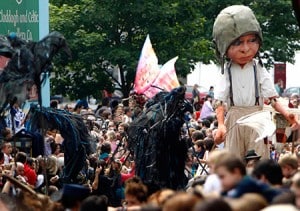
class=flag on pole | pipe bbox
[134,35,160,95]
[134,35,180,99]
[236,110,276,142]
[144,56,180,98]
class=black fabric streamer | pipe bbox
[127,86,193,191]
[27,106,92,184]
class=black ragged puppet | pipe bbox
[127,86,193,192]
[27,106,93,184]
[0,31,71,116]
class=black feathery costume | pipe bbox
[27,106,93,184]
[0,32,92,184]
[0,31,71,114]
[127,86,193,191]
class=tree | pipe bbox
[49,0,300,99]
[49,0,212,99]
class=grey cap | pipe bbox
[213,5,262,71]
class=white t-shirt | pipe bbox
[202,174,222,195]
[214,60,278,107]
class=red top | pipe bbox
[24,163,37,186]
[121,168,135,183]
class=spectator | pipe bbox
[80,195,108,211]
[0,193,17,211]
[1,128,12,142]
[208,86,215,99]
[113,104,124,124]
[107,159,124,207]
[123,176,148,208]
[117,122,126,133]
[226,193,267,211]
[0,152,4,166]
[199,95,215,121]
[202,150,229,196]
[73,101,84,114]
[162,191,201,211]
[1,142,12,165]
[147,188,175,208]
[122,107,132,124]
[92,160,114,205]
[191,130,205,144]
[291,172,300,209]
[15,152,37,187]
[50,100,59,109]
[107,130,118,154]
[215,152,280,202]
[194,197,232,211]
[192,84,200,111]
[107,121,116,132]
[63,104,73,112]
[95,97,111,117]
[278,154,299,187]
[252,159,284,189]
[275,79,284,97]
[5,100,26,134]
[244,149,261,175]
[44,129,56,157]
[288,93,300,109]
[52,184,91,211]
[98,141,112,162]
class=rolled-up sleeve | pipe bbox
[214,71,230,102]
[259,66,278,98]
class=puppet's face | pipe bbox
[227,34,259,67]
[0,55,10,70]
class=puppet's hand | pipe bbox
[214,124,226,144]
[286,113,300,131]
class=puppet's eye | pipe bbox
[232,39,242,46]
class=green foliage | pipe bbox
[49,0,300,99]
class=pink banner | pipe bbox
[144,57,179,98]
[134,35,180,99]
[134,35,160,94]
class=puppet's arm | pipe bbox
[214,100,227,144]
[270,98,299,130]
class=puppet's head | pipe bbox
[213,5,262,72]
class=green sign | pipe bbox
[0,0,39,41]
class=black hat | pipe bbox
[245,149,261,161]
[50,184,90,202]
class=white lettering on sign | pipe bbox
[27,10,39,23]
[0,10,19,27]
[16,0,23,4]
[0,8,38,41]
[0,9,39,25]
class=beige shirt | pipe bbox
[215,60,278,108]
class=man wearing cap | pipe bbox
[244,149,261,175]
[212,5,299,159]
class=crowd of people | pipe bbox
[0,89,299,211]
